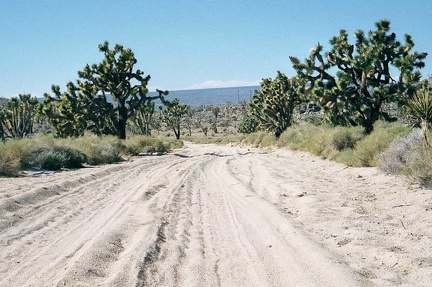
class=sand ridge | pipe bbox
[0,142,430,286]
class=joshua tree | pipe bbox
[290,19,427,133]
[39,42,166,139]
[249,71,304,138]
[159,98,190,140]
[0,94,38,139]
[76,41,166,139]
[211,106,220,133]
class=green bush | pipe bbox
[401,143,432,187]
[277,125,303,150]
[241,131,267,147]
[352,121,410,167]
[73,135,125,165]
[0,150,21,176]
[22,146,87,170]
[331,126,364,151]
[378,129,423,173]
[377,129,432,186]
[237,116,259,134]
[125,136,170,155]
[277,123,333,157]
[0,138,34,176]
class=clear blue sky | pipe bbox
[1,0,431,98]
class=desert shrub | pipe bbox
[331,126,364,151]
[242,131,267,147]
[277,125,303,150]
[125,136,170,155]
[166,138,184,150]
[301,127,332,157]
[260,133,278,147]
[378,129,423,173]
[401,143,432,187]
[29,149,66,170]
[237,116,259,134]
[0,149,21,176]
[219,134,245,145]
[73,135,125,165]
[278,122,333,157]
[24,146,87,170]
[352,121,410,167]
[333,148,357,166]
[378,128,432,186]
[0,138,34,176]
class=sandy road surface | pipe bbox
[0,143,431,286]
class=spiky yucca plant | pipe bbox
[406,83,432,146]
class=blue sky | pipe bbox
[0,0,431,98]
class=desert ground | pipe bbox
[0,142,431,286]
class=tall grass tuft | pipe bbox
[0,148,22,176]
[0,138,33,176]
[72,135,125,165]
[125,136,174,155]
[401,143,432,187]
[331,126,364,151]
[24,146,87,170]
[378,129,423,173]
[351,121,410,167]
[0,134,185,177]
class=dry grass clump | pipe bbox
[401,143,432,187]
[125,136,182,155]
[277,123,361,159]
[351,121,410,167]
[0,134,184,176]
[72,135,125,165]
[239,121,408,168]
[331,126,364,151]
[24,146,87,170]
[0,138,33,176]
[0,149,21,176]
[378,129,423,174]
[241,131,276,147]
[378,129,432,187]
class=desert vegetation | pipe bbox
[0,19,431,187]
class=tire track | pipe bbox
[0,143,374,287]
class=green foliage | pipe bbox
[0,134,183,177]
[377,129,432,186]
[0,152,20,176]
[38,83,103,138]
[0,94,38,139]
[39,42,166,139]
[125,136,170,155]
[250,71,304,138]
[159,98,190,140]
[24,146,87,170]
[276,122,331,156]
[72,135,125,165]
[331,126,364,151]
[237,115,259,134]
[378,129,423,173]
[351,121,410,166]
[401,143,432,187]
[405,81,432,146]
[240,131,274,148]
[211,106,220,119]
[290,19,427,133]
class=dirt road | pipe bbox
[0,143,430,286]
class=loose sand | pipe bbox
[0,143,431,286]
